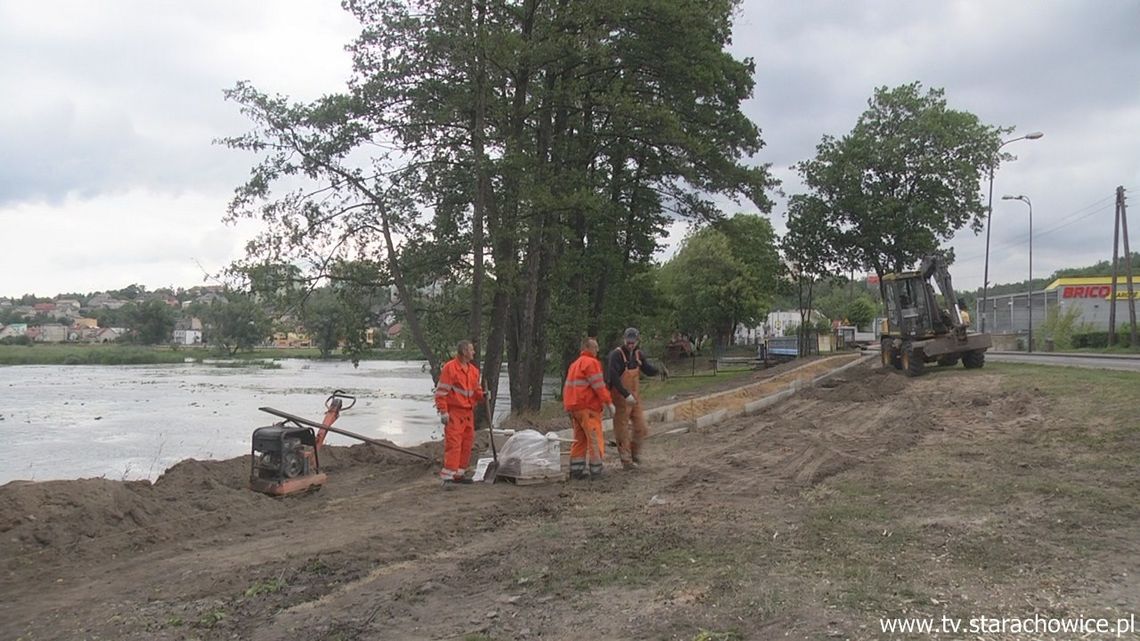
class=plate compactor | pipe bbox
[249,390,431,497]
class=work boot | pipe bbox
[621,459,639,471]
[588,464,604,479]
[570,470,588,480]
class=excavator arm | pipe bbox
[919,255,966,334]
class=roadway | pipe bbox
[866,346,1140,373]
[985,351,1140,372]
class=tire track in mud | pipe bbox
[662,365,930,502]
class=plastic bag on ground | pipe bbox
[496,429,560,478]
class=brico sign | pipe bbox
[1062,286,1140,300]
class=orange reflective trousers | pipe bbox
[569,409,604,478]
[440,408,475,480]
[612,367,648,465]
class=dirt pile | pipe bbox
[0,441,432,564]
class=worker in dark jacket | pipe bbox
[606,327,667,469]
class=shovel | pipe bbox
[481,384,499,483]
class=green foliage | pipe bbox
[814,316,833,334]
[1054,251,1140,278]
[712,213,783,310]
[0,345,193,366]
[782,195,838,355]
[1040,304,1087,350]
[196,609,227,629]
[659,226,771,349]
[300,290,346,358]
[199,292,273,356]
[845,295,879,328]
[124,300,177,345]
[110,284,147,300]
[1071,331,1133,349]
[243,577,286,597]
[796,82,1006,277]
[222,0,774,411]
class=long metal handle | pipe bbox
[258,406,430,461]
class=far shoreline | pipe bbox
[0,344,425,367]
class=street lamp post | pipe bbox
[1003,194,1033,352]
[981,131,1043,333]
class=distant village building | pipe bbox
[385,323,404,349]
[172,318,204,345]
[86,293,129,310]
[733,310,828,345]
[54,299,82,317]
[36,324,68,343]
[0,323,28,339]
[94,327,124,343]
[272,331,312,348]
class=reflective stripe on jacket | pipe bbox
[563,351,613,412]
[434,357,484,413]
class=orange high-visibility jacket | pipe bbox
[434,358,484,413]
[563,351,613,412]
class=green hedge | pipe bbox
[1071,332,1133,349]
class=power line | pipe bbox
[956,193,1119,265]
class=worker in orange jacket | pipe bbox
[563,337,615,479]
[606,327,667,469]
[433,339,485,487]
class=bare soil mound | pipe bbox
[0,441,433,564]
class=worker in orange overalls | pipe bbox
[433,339,485,487]
[563,337,615,479]
[606,327,667,469]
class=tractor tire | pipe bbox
[881,338,902,370]
[902,345,925,377]
[962,349,986,369]
[937,354,960,367]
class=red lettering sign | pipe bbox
[1061,285,1119,299]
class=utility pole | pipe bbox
[1119,187,1138,347]
[1109,189,1122,346]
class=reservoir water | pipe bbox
[0,359,537,484]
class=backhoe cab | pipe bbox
[879,255,991,376]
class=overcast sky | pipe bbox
[1,0,1138,299]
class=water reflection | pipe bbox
[0,359,555,484]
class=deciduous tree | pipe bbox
[796,82,1006,287]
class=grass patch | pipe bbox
[195,608,227,629]
[783,363,1140,622]
[243,577,287,598]
[638,369,753,402]
[0,344,193,365]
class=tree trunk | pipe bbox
[467,0,489,363]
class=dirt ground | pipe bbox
[3,361,1139,641]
